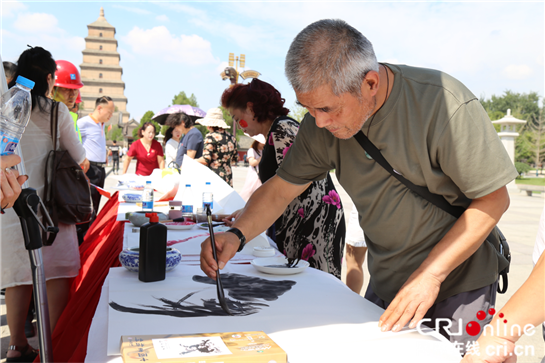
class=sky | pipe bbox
[1,1,543,123]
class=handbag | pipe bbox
[353,131,511,294]
[42,101,93,243]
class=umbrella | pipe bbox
[152,105,207,125]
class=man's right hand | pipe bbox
[80,158,90,173]
[200,231,240,279]
[0,154,28,210]
[199,175,309,279]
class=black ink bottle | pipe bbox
[138,213,167,282]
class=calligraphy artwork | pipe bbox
[109,273,296,317]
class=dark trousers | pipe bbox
[112,156,119,173]
[77,163,105,244]
[365,281,497,355]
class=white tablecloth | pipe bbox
[85,264,462,363]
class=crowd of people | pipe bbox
[1,18,543,363]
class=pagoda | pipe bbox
[79,7,129,126]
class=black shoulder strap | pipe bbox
[50,101,59,149]
[42,101,59,245]
[353,131,466,218]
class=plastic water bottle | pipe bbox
[0,76,35,155]
[202,182,213,210]
[142,181,153,211]
[182,184,193,214]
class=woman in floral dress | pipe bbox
[196,108,238,187]
[221,79,346,278]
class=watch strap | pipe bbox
[226,227,246,252]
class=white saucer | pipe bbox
[163,222,197,230]
[251,257,309,275]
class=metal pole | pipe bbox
[1,53,53,362]
[14,190,54,363]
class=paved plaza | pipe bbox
[2,162,544,362]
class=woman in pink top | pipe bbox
[122,122,164,176]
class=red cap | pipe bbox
[145,213,159,223]
[55,60,84,89]
[75,90,82,104]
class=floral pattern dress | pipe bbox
[202,128,238,187]
[259,116,346,278]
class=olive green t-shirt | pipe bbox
[277,63,518,303]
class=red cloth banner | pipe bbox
[36,192,124,362]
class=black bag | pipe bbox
[42,102,93,243]
[353,131,511,294]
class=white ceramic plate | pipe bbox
[164,222,197,230]
[197,223,228,231]
[251,257,309,275]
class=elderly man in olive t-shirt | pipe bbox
[200,20,517,348]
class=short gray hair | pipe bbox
[285,19,379,96]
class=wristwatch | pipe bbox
[226,227,246,252]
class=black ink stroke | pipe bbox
[109,273,296,317]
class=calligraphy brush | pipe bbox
[206,205,233,316]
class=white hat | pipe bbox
[245,133,266,144]
[196,107,230,129]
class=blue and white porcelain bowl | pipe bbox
[119,247,182,272]
[122,193,142,203]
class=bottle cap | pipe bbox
[186,184,191,187]
[146,181,152,184]
[206,182,211,185]
[145,213,159,223]
[15,76,35,90]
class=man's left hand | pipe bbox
[378,269,442,332]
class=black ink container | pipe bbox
[138,212,167,282]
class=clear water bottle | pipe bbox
[202,182,213,210]
[0,76,35,155]
[182,184,193,214]
[142,181,153,211]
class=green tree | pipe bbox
[480,91,540,122]
[172,91,199,107]
[288,102,308,123]
[515,162,532,177]
[132,110,160,140]
[107,125,123,142]
[480,91,543,164]
[518,109,545,166]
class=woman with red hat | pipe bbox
[52,60,84,142]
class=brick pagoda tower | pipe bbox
[79,7,129,126]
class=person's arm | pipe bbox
[247,148,260,167]
[153,141,164,169]
[197,135,213,166]
[185,130,203,160]
[121,155,133,174]
[195,157,207,166]
[200,175,310,279]
[248,156,260,167]
[379,186,510,332]
[460,252,544,363]
[0,154,28,210]
[186,150,197,159]
[80,158,90,173]
[57,104,90,174]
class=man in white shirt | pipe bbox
[77,96,115,242]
